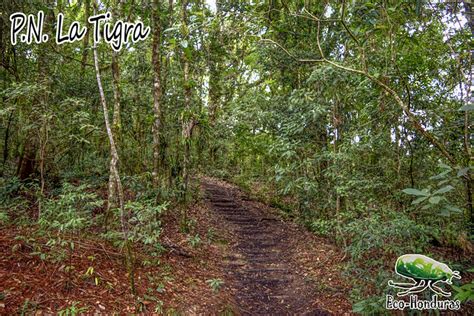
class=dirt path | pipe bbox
[202,178,352,315]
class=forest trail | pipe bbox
[202,178,350,315]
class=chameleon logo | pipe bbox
[388,254,461,297]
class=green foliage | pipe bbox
[453,281,474,303]
[0,177,33,225]
[342,212,433,262]
[0,211,9,225]
[127,199,168,246]
[1,0,472,312]
[187,234,201,248]
[154,300,164,314]
[31,183,103,264]
[309,219,332,237]
[19,299,37,315]
[57,302,88,316]
[180,217,197,234]
[0,177,22,202]
[402,163,466,217]
[39,183,102,232]
[206,278,224,293]
[206,228,216,241]
[352,295,388,315]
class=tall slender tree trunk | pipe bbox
[18,2,53,184]
[333,98,343,213]
[151,0,163,188]
[91,9,134,294]
[94,49,125,239]
[107,3,123,219]
[106,54,121,216]
[81,0,91,75]
[462,1,473,227]
[17,14,52,181]
[1,111,14,177]
[181,0,192,201]
[207,3,223,165]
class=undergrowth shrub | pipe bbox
[340,212,434,262]
[0,176,22,202]
[0,177,38,225]
[309,210,434,260]
[0,211,9,224]
[36,183,102,262]
[39,183,103,232]
[126,199,167,247]
[309,209,437,314]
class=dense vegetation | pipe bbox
[1,0,473,313]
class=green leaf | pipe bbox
[184,46,193,60]
[440,209,451,216]
[457,167,469,177]
[402,188,429,196]
[445,205,462,213]
[439,162,452,170]
[433,185,454,195]
[163,27,178,33]
[454,282,474,303]
[428,196,442,204]
[430,169,450,180]
[412,196,428,205]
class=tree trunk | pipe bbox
[333,98,343,213]
[107,4,123,218]
[181,0,192,201]
[1,111,14,177]
[151,0,163,188]
[207,3,223,165]
[81,0,91,75]
[18,1,52,187]
[462,1,473,227]
[91,17,134,295]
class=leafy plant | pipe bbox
[352,295,389,315]
[0,177,22,202]
[341,211,433,262]
[402,163,466,217]
[309,219,332,237]
[187,234,201,248]
[83,266,100,286]
[206,278,224,293]
[39,183,102,232]
[126,200,168,247]
[453,281,474,303]
[453,267,474,303]
[58,301,88,316]
[154,300,164,314]
[0,211,9,225]
[206,228,216,241]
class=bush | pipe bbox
[0,211,9,224]
[341,211,434,263]
[0,177,22,202]
[126,199,168,246]
[39,183,103,232]
[0,177,37,225]
[308,219,333,237]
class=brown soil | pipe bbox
[202,176,353,315]
[0,177,353,314]
[0,201,233,314]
